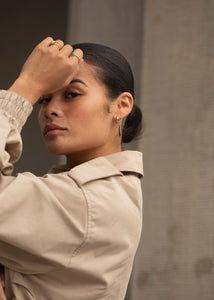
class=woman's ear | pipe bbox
[115,92,133,119]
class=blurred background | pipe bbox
[0,0,213,299]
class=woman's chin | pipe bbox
[45,144,67,155]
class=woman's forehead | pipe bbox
[76,61,96,77]
[74,62,102,87]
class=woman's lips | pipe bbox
[44,123,67,136]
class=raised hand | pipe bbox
[9,37,83,104]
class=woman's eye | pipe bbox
[66,92,80,98]
[38,97,51,104]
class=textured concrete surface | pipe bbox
[132,1,214,299]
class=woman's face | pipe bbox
[38,62,119,166]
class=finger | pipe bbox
[49,39,64,51]
[70,48,84,64]
[59,44,73,57]
[38,37,54,48]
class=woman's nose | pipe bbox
[44,98,62,118]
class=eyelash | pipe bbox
[38,93,80,104]
[66,92,80,98]
[38,97,50,104]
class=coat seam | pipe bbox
[68,185,92,263]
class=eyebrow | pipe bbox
[69,79,88,87]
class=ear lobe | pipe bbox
[116,92,133,119]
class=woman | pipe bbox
[0,37,143,300]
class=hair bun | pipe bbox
[122,104,143,143]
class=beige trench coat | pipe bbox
[0,90,143,300]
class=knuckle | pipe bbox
[35,44,43,53]
[36,44,48,53]
[57,54,65,62]
[47,36,53,41]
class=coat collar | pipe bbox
[66,151,143,186]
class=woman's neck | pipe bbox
[66,144,121,169]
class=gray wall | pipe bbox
[133,1,214,299]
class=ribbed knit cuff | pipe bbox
[0,90,33,130]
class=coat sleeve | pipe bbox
[0,90,33,175]
[0,91,88,274]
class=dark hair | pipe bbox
[73,43,143,143]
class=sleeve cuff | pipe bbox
[0,90,33,130]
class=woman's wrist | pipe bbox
[8,76,42,105]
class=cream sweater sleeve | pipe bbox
[0,90,33,175]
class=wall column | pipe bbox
[133,1,214,299]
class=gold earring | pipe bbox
[115,116,122,137]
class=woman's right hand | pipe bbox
[9,37,83,105]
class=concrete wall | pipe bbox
[133,1,214,299]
